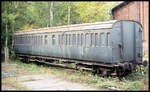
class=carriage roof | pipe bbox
[15,20,117,35]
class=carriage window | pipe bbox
[24,36,25,44]
[20,36,22,44]
[17,36,19,44]
[61,35,63,45]
[18,36,20,44]
[27,36,29,44]
[27,36,28,45]
[30,36,31,45]
[58,35,60,45]
[28,36,30,45]
[29,36,31,45]
[28,36,29,45]
[62,35,63,45]
[21,36,23,44]
[26,36,27,44]
[31,36,32,45]
[22,36,23,44]
[22,37,25,44]
[62,35,64,45]
[30,36,32,45]
[21,36,22,44]
[66,34,68,45]
[77,34,81,46]
[27,36,28,44]
[107,33,110,47]
[52,35,56,45]
[36,36,37,45]
[39,36,40,45]
[63,34,66,45]
[33,36,34,45]
[17,36,18,44]
[69,34,71,45]
[72,34,76,46]
[23,36,24,44]
[31,36,33,45]
[25,36,27,44]
[23,36,26,44]
[35,36,37,45]
[29,36,31,44]
[100,33,105,46]
[26,36,28,45]
[81,33,84,46]
[91,33,95,46]
[45,35,47,45]
[85,33,90,46]
[95,33,98,47]
[33,36,35,45]
[38,36,40,45]
[41,36,43,45]
[23,36,25,44]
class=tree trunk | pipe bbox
[11,2,15,51]
[68,2,71,25]
[49,2,53,27]
[5,3,9,63]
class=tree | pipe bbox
[73,1,119,23]
[4,2,9,63]
[67,2,71,25]
[1,1,120,61]
[49,2,53,27]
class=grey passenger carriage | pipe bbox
[14,20,145,76]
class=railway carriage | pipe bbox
[14,20,146,76]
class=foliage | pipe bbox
[1,1,120,52]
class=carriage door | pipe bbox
[112,21,137,63]
[120,21,135,62]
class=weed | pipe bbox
[4,59,149,90]
[2,77,28,90]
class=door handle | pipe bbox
[118,44,123,59]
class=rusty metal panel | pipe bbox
[112,20,143,64]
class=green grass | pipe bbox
[2,77,28,90]
[3,59,149,90]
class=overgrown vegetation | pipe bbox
[2,77,28,90]
[2,59,149,90]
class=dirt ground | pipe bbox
[2,74,99,90]
[2,61,148,91]
[2,85,16,90]
[1,63,100,90]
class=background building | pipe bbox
[111,1,149,57]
